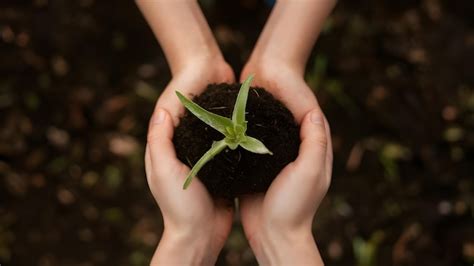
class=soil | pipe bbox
[1,1,473,265]
[173,83,300,198]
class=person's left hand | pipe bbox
[238,60,333,265]
[240,60,319,123]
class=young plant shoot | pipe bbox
[176,74,272,189]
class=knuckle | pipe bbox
[312,134,328,149]
[146,129,161,144]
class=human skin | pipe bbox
[240,109,332,266]
[239,0,336,265]
[137,0,336,264]
[241,0,337,123]
[145,108,233,265]
[136,0,234,126]
[136,0,235,265]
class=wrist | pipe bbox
[243,56,303,79]
[174,50,225,75]
[137,0,226,76]
[250,227,324,266]
[242,0,336,80]
[152,229,217,266]
[174,56,234,84]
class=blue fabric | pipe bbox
[264,0,276,7]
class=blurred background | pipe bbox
[1,0,473,265]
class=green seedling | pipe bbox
[176,74,272,189]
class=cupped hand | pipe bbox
[145,59,235,265]
[239,63,333,265]
[241,61,319,123]
[157,57,234,126]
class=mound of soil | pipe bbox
[173,83,300,198]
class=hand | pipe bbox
[145,107,234,265]
[241,61,319,123]
[239,107,332,265]
[239,0,336,123]
[137,1,237,263]
[136,0,234,126]
[157,57,234,126]
[145,54,234,266]
[240,56,332,266]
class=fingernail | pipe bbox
[154,108,166,125]
[310,110,323,125]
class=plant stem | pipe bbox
[182,139,228,189]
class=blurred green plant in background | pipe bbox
[0,0,473,265]
[353,231,384,266]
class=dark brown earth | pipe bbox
[1,0,473,265]
[173,83,299,198]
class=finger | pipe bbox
[155,76,201,126]
[238,194,264,240]
[155,89,185,127]
[287,81,321,123]
[147,108,206,219]
[147,108,183,178]
[293,108,328,173]
[323,116,333,184]
[144,145,152,182]
[263,109,329,225]
[147,108,211,196]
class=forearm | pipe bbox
[136,0,223,75]
[151,229,216,266]
[248,0,337,75]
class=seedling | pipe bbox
[176,74,272,189]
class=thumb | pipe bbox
[147,108,183,177]
[293,109,328,173]
[262,109,330,226]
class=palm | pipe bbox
[239,161,329,243]
[239,65,332,247]
[241,64,319,123]
[146,60,235,254]
[145,154,233,249]
[156,60,234,126]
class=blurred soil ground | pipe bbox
[0,0,473,265]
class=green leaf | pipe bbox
[232,74,254,127]
[183,139,228,189]
[224,138,239,150]
[234,124,246,136]
[176,74,277,191]
[239,136,273,155]
[176,91,233,136]
[226,126,235,136]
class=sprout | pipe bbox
[176,74,272,189]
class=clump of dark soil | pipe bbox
[173,83,300,198]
